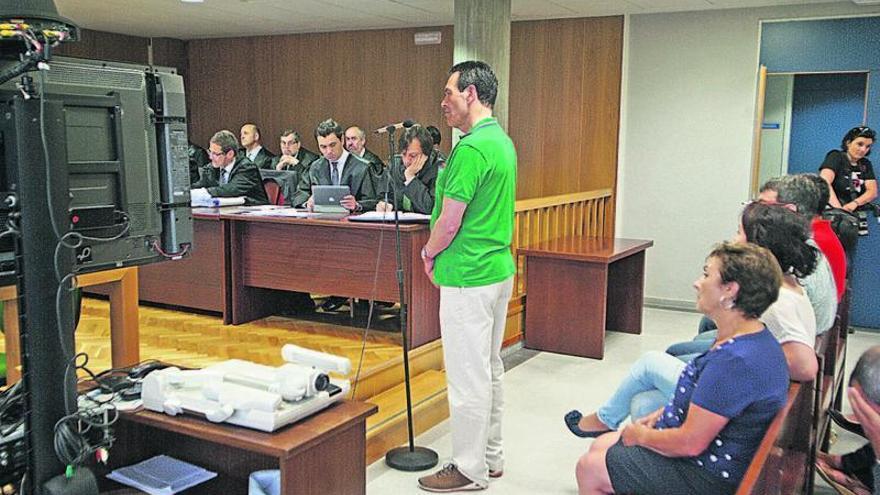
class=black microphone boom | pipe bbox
[375,119,415,134]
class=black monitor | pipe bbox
[0,57,193,284]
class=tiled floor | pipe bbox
[366,307,880,494]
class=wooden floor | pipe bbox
[0,297,449,463]
[76,297,404,374]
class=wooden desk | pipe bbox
[101,400,377,495]
[1,267,140,383]
[521,237,653,359]
[225,214,441,348]
[137,210,230,321]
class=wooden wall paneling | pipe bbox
[509,21,546,200]
[185,26,453,156]
[508,17,623,201]
[579,16,624,193]
[151,38,188,78]
[56,28,149,65]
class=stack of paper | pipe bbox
[348,211,431,222]
[190,188,246,207]
[107,455,217,495]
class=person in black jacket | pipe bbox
[240,123,275,169]
[376,124,439,215]
[820,126,877,212]
[192,130,269,205]
[188,141,210,185]
[270,129,320,173]
[293,119,377,211]
[345,125,385,176]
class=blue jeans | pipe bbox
[597,351,686,429]
[697,315,717,334]
[665,330,716,361]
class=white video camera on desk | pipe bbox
[141,344,351,432]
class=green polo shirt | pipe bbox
[430,117,517,287]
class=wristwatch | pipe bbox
[421,247,433,260]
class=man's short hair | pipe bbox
[851,346,880,405]
[346,126,365,140]
[774,175,822,216]
[280,129,301,142]
[210,130,239,153]
[315,119,343,140]
[759,177,781,194]
[426,125,442,146]
[398,125,433,157]
[449,60,498,107]
[800,173,830,215]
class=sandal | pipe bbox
[816,457,871,495]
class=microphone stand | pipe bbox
[384,137,438,472]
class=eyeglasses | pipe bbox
[208,149,229,157]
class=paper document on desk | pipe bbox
[234,208,319,218]
[349,211,431,223]
[107,455,217,495]
[190,188,246,207]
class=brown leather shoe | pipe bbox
[418,464,485,492]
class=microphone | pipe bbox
[375,119,415,134]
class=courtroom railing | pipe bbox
[505,189,614,344]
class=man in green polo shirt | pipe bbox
[418,61,517,493]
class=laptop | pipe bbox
[312,185,351,214]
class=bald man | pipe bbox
[345,126,385,176]
[240,123,275,169]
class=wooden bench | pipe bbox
[736,382,813,494]
[736,288,851,494]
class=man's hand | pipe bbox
[422,256,436,287]
[843,201,859,213]
[275,154,299,171]
[849,386,880,455]
[421,246,437,287]
[404,153,428,182]
[305,195,315,211]
[376,201,393,213]
[340,194,358,211]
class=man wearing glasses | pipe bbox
[192,129,269,205]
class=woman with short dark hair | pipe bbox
[575,242,790,495]
[820,126,877,213]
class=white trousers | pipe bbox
[439,276,514,486]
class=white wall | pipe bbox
[617,3,880,309]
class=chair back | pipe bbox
[262,178,284,205]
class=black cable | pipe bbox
[38,69,63,242]
[54,352,118,467]
[349,213,387,400]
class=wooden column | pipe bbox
[453,0,511,131]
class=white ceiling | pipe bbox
[54,0,845,40]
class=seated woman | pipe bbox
[575,242,791,495]
[565,203,818,439]
[820,126,877,213]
